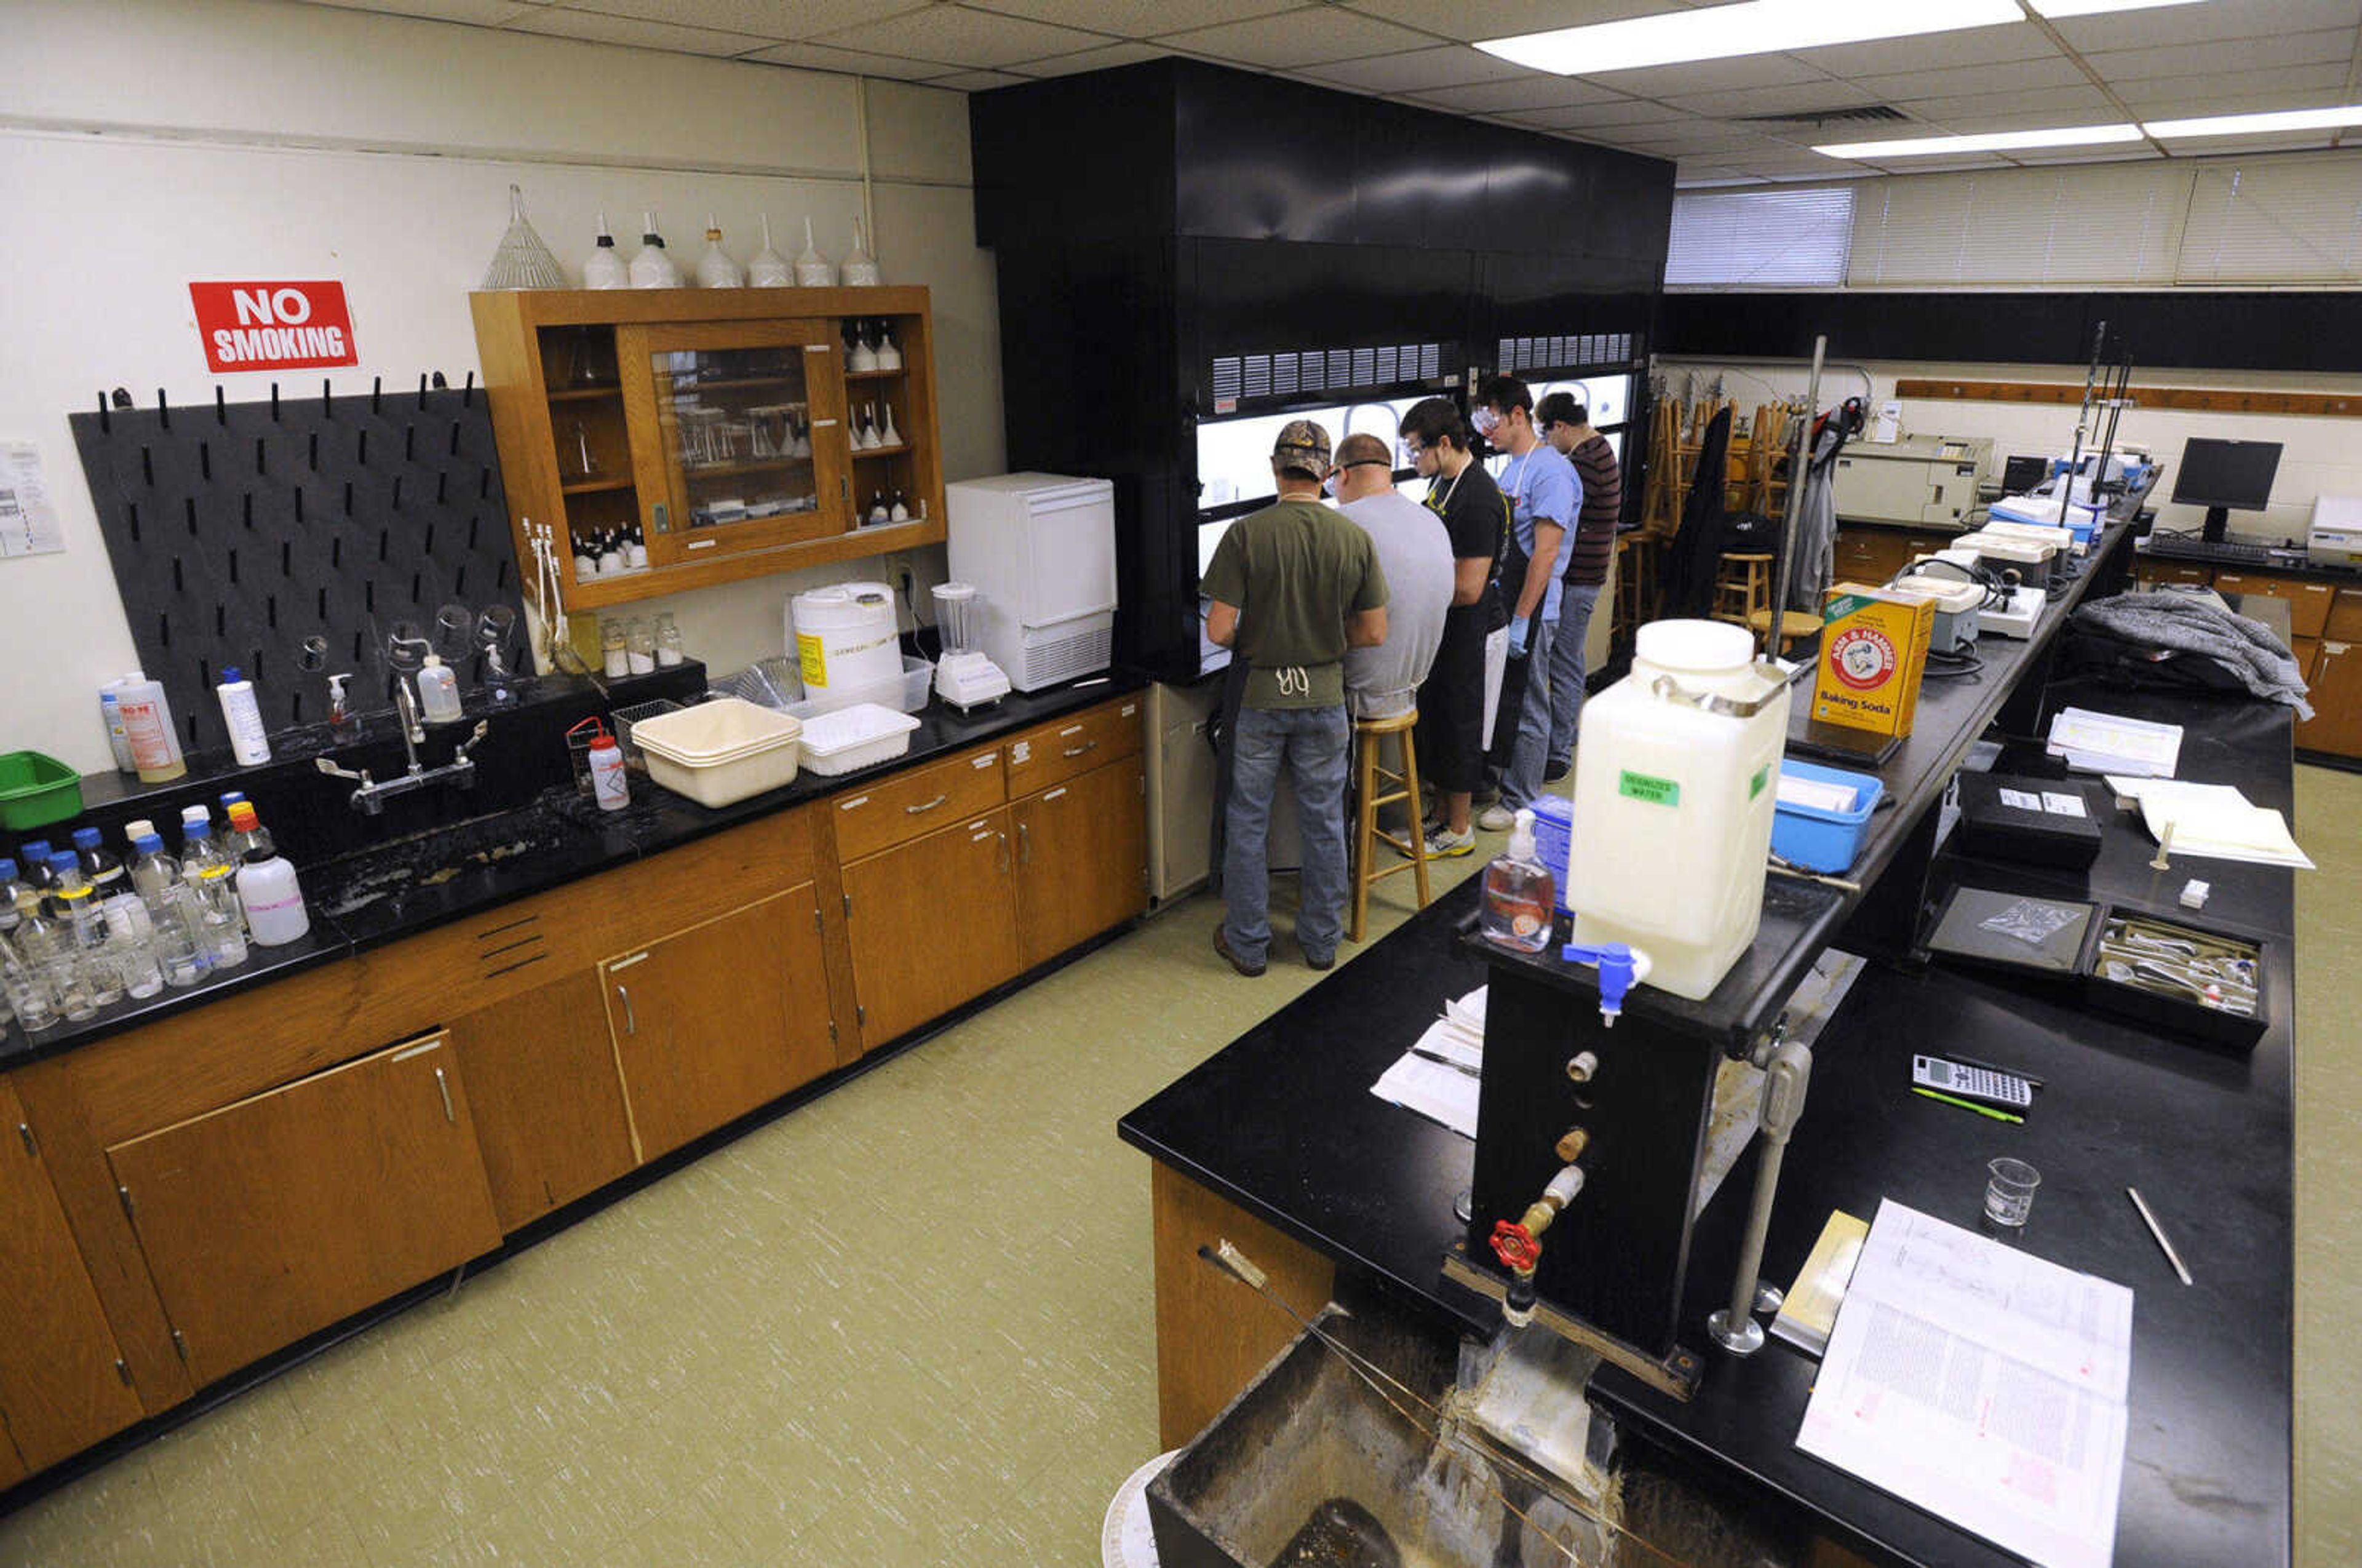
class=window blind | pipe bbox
[2177,154,2362,283]
[1664,187,1856,288]
[1848,164,2189,287]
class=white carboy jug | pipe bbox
[1565,619,1793,1000]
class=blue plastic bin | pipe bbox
[1529,794,1575,915]
[1771,760,1883,874]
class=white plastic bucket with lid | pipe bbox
[1566,618,1792,1001]
[789,581,901,696]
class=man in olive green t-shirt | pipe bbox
[1203,420,1390,976]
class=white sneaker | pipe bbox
[1476,803,1517,832]
[1423,824,1476,859]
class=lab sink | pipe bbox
[304,795,602,921]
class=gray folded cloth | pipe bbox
[2073,591,2315,719]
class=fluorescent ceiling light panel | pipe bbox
[1476,0,2206,76]
[2145,105,2362,137]
[1815,124,2144,157]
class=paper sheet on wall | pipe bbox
[0,442,65,558]
[1796,1200,2133,1568]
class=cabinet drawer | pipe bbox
[2137,561,2213,590]
[2288,581,2336,639]
[831,746,1006,862]
[1006,697,1144,797]
[2328,588,2362,642]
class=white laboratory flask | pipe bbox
[1565,619,1791,1001]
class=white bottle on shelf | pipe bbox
[841,216,882,286]
[415,655,464,724]
[236,845,311,947]
[695,215,746,289]
[114,671,186,783]
[875,324,902,372]
[793,217,835,287]
[215,665,272,765]
[583,212,629,289]
[629,211,683,289]
[747,215,792,287]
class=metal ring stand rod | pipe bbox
[1762,334,1825,663]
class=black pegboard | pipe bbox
[70,378,527,757]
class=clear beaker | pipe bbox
[1985,1158,2041,1228]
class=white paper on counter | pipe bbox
[1369,1051,1479,1139]
[2047,707,2182,778]
[1797,1200,2133,1568]
[2110,778,2314,869]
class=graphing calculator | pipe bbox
[1912,1055,2035,1109]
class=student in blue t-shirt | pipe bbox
[1474,375,1580,827]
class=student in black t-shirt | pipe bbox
[1401,396,1509,858]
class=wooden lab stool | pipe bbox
[1350,709,1431,943]
[1614,533,1658,637]
[1713,552,1773,626]
[1748,607,1823,658]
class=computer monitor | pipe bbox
[2172,437,2281,542]
[2001,455,2051,494]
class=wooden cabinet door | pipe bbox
[2297,640,2362,757]
[447,971,639,1231]
[0,1079,145,1474]
[1014,756,1147,969]
[0,1426,25,1492]
[842,810,1020,1049]
[104,1034,503,1388]
[600,886,836,1161]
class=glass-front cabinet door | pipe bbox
[617,320,851,567]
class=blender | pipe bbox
[932,583,1011,710]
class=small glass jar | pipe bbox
[654,611,685,667]
[602,618,630,678]
[626,618,656,675]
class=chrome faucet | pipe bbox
[316,695,491,816]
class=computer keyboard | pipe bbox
[2140,533,2281,567]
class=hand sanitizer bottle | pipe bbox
[1480,808,1556,953]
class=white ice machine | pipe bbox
[946,473,1118,691]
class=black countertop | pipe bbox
[1,674,1146,1069]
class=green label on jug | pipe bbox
[1619,770,1680,807]
[1749,763,1770,800]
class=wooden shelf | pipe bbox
[547,387,621,402]
[846,368,906,381]
[681,456,814,482]
[560,475,635,495]
[851,444,912,459]
[674,375,802,394]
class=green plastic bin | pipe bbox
[0,751,83,832]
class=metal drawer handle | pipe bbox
[1018,821,1032,864]
[618,984,637,1035]
[905,792,949,815]
[1062,739,1099,759]
[1043,786,1068,802]
[434,1066,455,1124]
[997,831,1011,872]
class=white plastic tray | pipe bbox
[796,704,920,775]
[631,698,802,805]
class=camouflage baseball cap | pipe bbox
[1272,418,1332,471]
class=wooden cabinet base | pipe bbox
[1150,1161,1335,1451]
[448,972,639,1232]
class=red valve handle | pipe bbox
[1490,1220,1540,1273]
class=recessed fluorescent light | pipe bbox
[1815,124,2144,158]
[2145,105,2362,138]
[1476,0,2203,76]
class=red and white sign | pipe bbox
[189,281,359,373]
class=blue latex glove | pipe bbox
[1507,616,1531,659]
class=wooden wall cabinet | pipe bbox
[598,886,838,1162]
[0,1079,144,1474]
[471,287,945,612]
[101,1033,503,1387]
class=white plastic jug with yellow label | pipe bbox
[1566,620,1792,1001]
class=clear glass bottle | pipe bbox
[130,834,209,987]
[73,826,126,899]
[101,895,165,999]
[225,801,276,861]
[0,927,60,1032]
[43,852,117,1011]
[654,611,685,667]
[1480,809,1557,953]
[602,618,630,678]
[626,618,656,675]
[179,822,249,969]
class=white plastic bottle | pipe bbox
[629,212,683,289]
[695,215,746,288]
[416,655,464,724]
[236,845,311,947]
[98,688,138,773]
[1566,620,1792,1000]
[747,215,792,287]
[113,671,186,782]
[215,665,272,765]
[587,723,629,812]
[583,212,629,290]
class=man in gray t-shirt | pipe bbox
[1334,432,1453,720]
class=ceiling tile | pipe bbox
[1660,81,1879,119]
[1013,40,1171,76]
[926,67,1035,89]
[2117,63,2354,110]
[1851,153,2016,175]
[969,0,1297,36]
[506,8,773,54]
[1790,21,2059,77]
[1591,54,1829,97]
[2085,27,2355,84]
[1899,84,2117,122]
[555,0,931,40]
[741,39,958,79]
[1298,44,1532,95]
[2051,0,2361,53]
[303,0,539,23]
[1151,7,1434,68]
[1513,99,1698,131]
[811,5,1107,68]
[1342,0,1681,31]
[2008,145,2165,165]
[1405,74,1629,114]
[1853,57,2090,105]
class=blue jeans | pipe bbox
[1546,583,1603,766]
[1224,704,1350,965]
[1498,613,1557,812]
